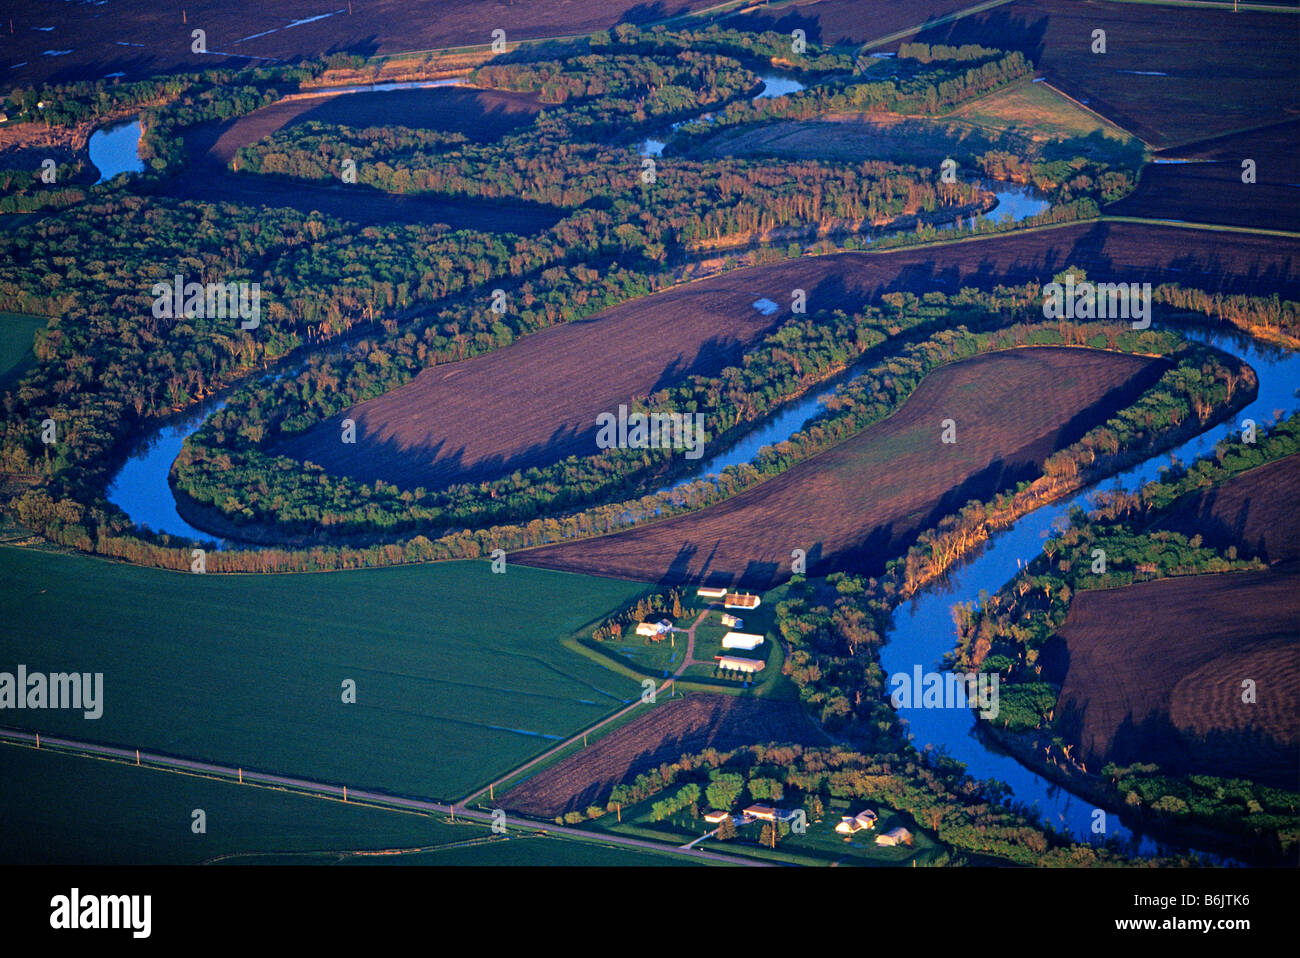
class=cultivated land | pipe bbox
[169,85,561,233]
[275,221,1300,494]
[0,743,690,866]
[275,267,793,488]
[721,0,978,47]
[1039,453,1300,788]
[2,0,724,90]
[517,347,1168,588]
[0,547,650,800]
[695,80,1137,167]
[500,693,827,818]
[1045,567,1300,788]
[908,0,1300,148]
[1106,120,1300,232]
[1157,452,1300,564]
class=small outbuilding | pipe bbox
[720,614,742,628]
[876,827,913,847]
[703,810,731,824]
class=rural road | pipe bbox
[0,711,770,867]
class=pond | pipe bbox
[87,119,144,183]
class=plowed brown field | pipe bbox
[1157,452,1300,564]
[501,693,826,818]
[516,347,1168,588]
[908,0,1300,148]
[278,221,1300,492]
[1048,566,1300,788]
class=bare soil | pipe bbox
[1045,566,1300,788]
[1156,452,1300,565]
[1107,120,1300,232]
[2,0,722,91]
[277,221,1300,493]
[906,0,1300,149]
[500,693,826,818]
[516,347,1167,588]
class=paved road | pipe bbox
[0,724,767,867]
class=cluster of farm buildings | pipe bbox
[697,587,766,674]
[700,804,912,846]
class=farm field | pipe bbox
[908,0,1300,148]
[273,262,794,489]
[517,347,1168,587]
[275,221,1300,493]
[1156,452,1300,564]
[1,0,724,90]
[696,80,1138,167]
[0,546,649,800]
[721,0,977,47]
[500,693,827,818]
[1045,566,1300,788]
[1106,120,1300,232]
[0,743,691,866]
[165,85,561,233]
[948,78,1136,147]
[0,313,45,390]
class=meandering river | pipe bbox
[93,76,1297,859]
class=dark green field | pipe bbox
[0,744,689,865]
[0,312,45,389]
[0,547,649,800]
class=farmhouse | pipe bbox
[634,618,673,637]
[715,654,765,674]
[834,810,879,835]
[876,827,913,847]
[720,614,742,628]
[724,593,761,610]
[721,631,764,651]
[743,804,777,822]
[697,586,728,600]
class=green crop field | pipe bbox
[0,312,45,389]
[0,743,691,865]
[0,547,650,800]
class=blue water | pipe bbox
[105,398,230,545]
[755,74,806,99]
[879,325,1299,854]
[87,119,144,183]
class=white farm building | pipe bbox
[716,654,764,674]
[721,631,764,651]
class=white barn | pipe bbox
[721,631,764,651]
[716,654,764,674]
